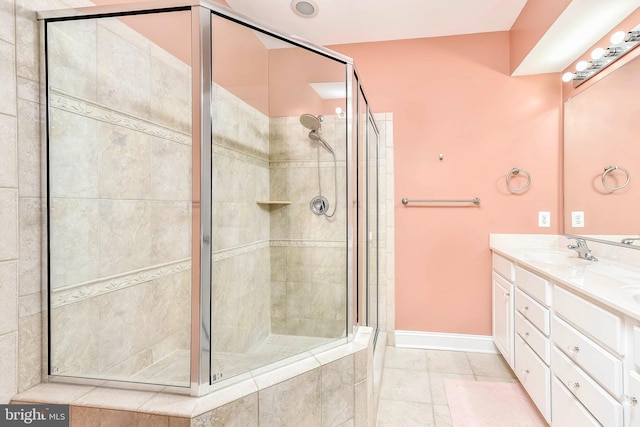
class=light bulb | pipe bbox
[576,60,589,72]
[562,72,575,82]
[591,47,605,60]
[610,30,626,44]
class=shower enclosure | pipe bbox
[42,0,379,395]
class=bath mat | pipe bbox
[443,379,547,426]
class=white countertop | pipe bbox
[490,234,640,321]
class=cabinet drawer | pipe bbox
[552,347,623,427]
[493,253,514,282]
[515,289,549,336]
[515,265,551,306]
[515,312,550,365]
[551,377,600,427]
[515,335,550,422]
[552,315,623,398]
[553,285,624,355]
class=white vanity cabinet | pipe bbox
[492,253,514,367]
[490,248,636,426]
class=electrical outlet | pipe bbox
[538,211,551,228]
[571,211,585,228]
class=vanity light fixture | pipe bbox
[564,23,640,86]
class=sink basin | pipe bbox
[522,250,578,264]
[588,263,640,281]
[619,285,640,304]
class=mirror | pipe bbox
[563,52,640,248]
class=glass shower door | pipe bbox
[209,12,349,383]
[46,10,193,387]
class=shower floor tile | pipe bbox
[211,334,338,381]
[126,334,338,387]
[130,349,190,387]
[248,334,335,356]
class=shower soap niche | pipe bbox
[256,201,292,205]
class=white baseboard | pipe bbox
[395,330,499,354]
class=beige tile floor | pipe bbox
[376,347,519,426]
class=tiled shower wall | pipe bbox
[211,93,350,348]
[0,0,62,403]
[374,112,395,346]
[211,84,271,354]
[268,115,348,338]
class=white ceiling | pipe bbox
[226,0,528,46]
[226,0,640,75]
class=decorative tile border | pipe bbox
[212,239,347,263]
[50,258,192,308]
[213,240,270,262]
[270,240,345,248]
[49,88,192,146]
[212,144,269,169]
[270,160,346,169]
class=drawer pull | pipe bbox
[520,369,529,375]
[503,292,510,297]
[569,381,580,391]
[568,345,580,354]
[626,396,638,407]
[521,306,529,312]
[520,332,529,338]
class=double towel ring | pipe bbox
[602,166,631,191]
[506,167,531,192]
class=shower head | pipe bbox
[300,113,322,131]
[308,131,334,154]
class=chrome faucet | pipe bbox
[621,237,640,245]
[567,238,598,261]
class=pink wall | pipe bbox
[332,33,562,335]
[509,0,572,75]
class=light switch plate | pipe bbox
[538,211,551,228]
[571,211,585,228]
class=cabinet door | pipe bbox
[492,272,513,367]
[628,371,640,427]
